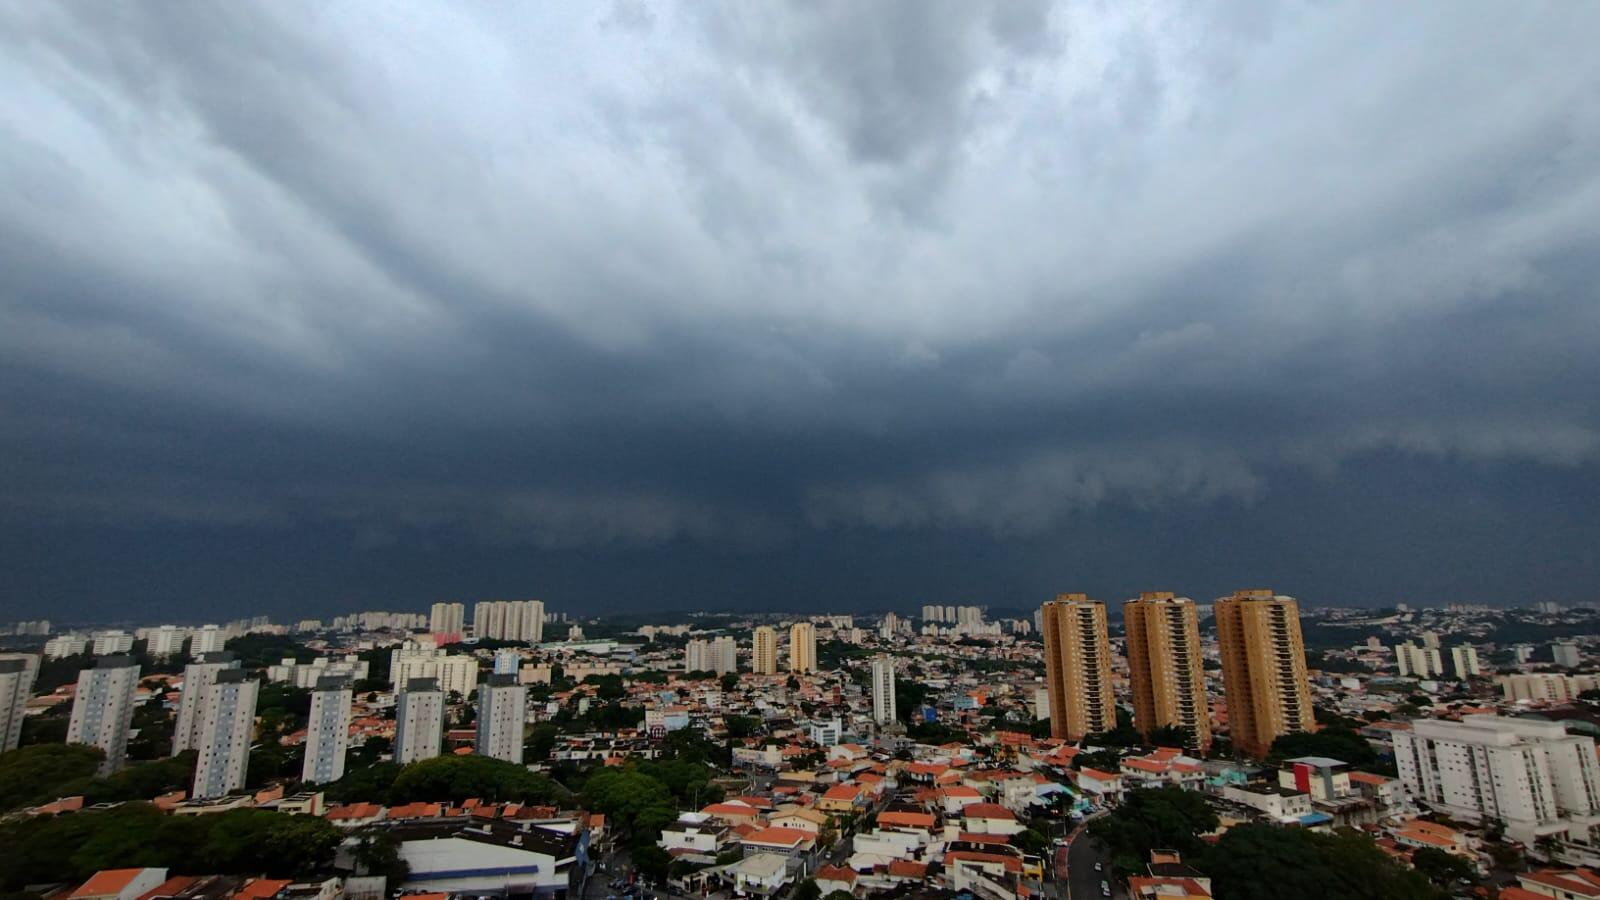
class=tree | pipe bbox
[351,828,410,885]
[1145,725,1189,749]
[324,762,403,804]
[720,672,739,692]
[526,722,560,762]
[824,892,855,900]
[1267,729,1378,768]
[1201,824,1443,900]
[581,769,677,840]
[792,879,821,900]
[1088,787,1218,874]
[387,755,556,805]
[1410,847,1475,888]
[0,744,104,811]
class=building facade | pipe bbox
[302,676,353,785]
[191,669,259,799]
[390,642,479,697]
[871,655,897,725]
[1124,593,1211,752]
[476,674,528,763]
[174,652,242,755]
[0,653,40,752]
[1214,589,1314,758]
[752,627,778,675]
[428,602,466,640]
[1395,641,1445,678]
[1394,715,1600,845]
[1041,594,1115,741]
[67,656,140,774]
[394,678,445,765]
[471,600,546,643]
[788,623,817,674]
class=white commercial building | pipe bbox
[43,633,89,659]
[191,670,259,799]
[1498,673,1600,704]
[0,653,40,751]
[1395,641,1444,678]
[871,655,897,725]
[394,819,579,896]
[143,626,190,658]
[190,625,226,656]
[91,631,135,656]
[302,676,353,785]
[174,652,242,755]
[476,674,527,763]
[1394,715,1600,845]
[390,642,479,697]
[395,678,445,765]
[267,655,370,689]
[68,656,140,774]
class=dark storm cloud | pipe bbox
[2,2,1600,615]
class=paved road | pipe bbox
[1065,830,1118,900]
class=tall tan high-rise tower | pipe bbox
[1214,589,1314,758]
[789,622,817,673]
[752,626,778,675]
[1124,592,1211,752]
[1040,594,1115,741]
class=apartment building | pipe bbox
[1041,594,1115,741]
[1394,715,1600,846]
[191,669,259,799]
[67,656,140,775]
[1124,592,1211,752]
[1214,589,1314,758]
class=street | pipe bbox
[1063,829,1120,900]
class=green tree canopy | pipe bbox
[386,755,557,805]
[1087,787,1219,873]
[0,744,104,811]
[1201,824,1443,900]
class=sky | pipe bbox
[3,2,1600,622]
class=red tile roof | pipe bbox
[72,870,149,899]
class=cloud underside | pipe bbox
[1,1,1599,572]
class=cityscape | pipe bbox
[5,3,1600,900]
[6,595,1600,900]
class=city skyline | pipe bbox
[4,4,1600,618]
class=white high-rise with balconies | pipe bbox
[1451,644,1482,680]
[1395,641,1445,678]
[394,677,445,765]
[429,602,466,638]
[0,653,40,752]
[1394,715,1600,845]
[174,652,241,755]
[871,655,897,725]
[390,641,479,696]
[191,670,258,799]
[91,631,134,656]
[302,676,353,784]
[67,656,140,774]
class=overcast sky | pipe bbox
[3,2,1599,622]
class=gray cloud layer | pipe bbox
[3,2,1599,615]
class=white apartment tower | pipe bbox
[1554,642,1583,668]
[476,674,527,763]
[173,652,241,755]
[67,656,140,774]
[394,678,445,765]
[302,676,353,784]
[753,627,778,675]
[191,670,259,799]
[685,637,738,675]
[879,613,899,639]
[0,653,40,752]
[921,605,944,623]
[1451,644,1482,680]
[472,600,546,643]
[1395,641,1444,678]
[390,642,479,696]
[190,625,226,656]
[1395,715,1600,845]
[429,602,466,637]
[871,655,897,725]
[145,626,189,657]
[789,622,817,674]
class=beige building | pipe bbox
[788,622,817,673]
[1124,592,1211,752]
[1214,589,1314,758]
[752,627,778,675]
[1040,594,1115,741]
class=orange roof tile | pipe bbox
[73,870,148,899]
